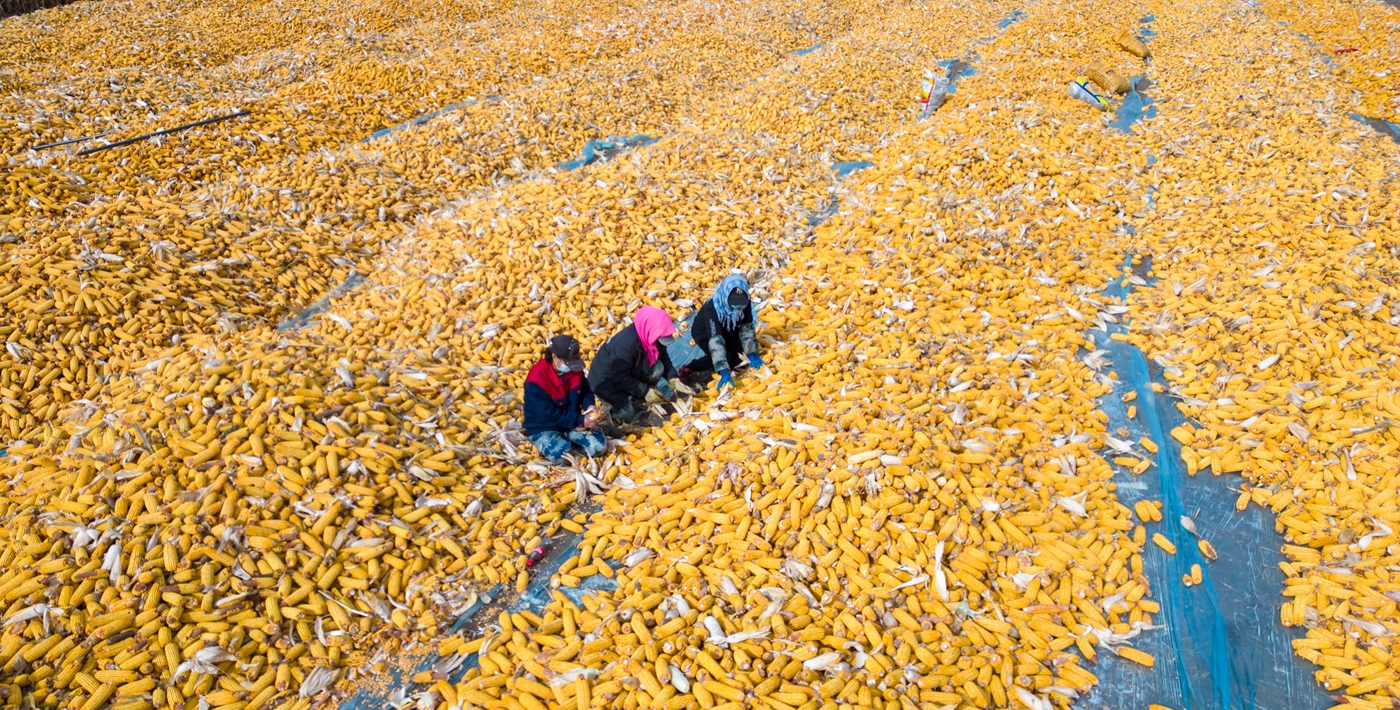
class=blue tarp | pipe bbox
[998,8,1026,27]
[833,160,875,177]
[276,273,366,332]
[339,512,617,710]
[1109,75,1157,134]
[1110,16,1156,134]
[1081,255,1331,710]
[1350,113,1400,145]
[558,135,660,171]
[361,97,500,144]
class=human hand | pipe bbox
[717,370,734,390]
[654,377,675,400]
[747,353,764,370]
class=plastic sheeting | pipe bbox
[361,97,500,144]
[833,160,875,177]
[558,135,660,171]
[1110,16,1157,134]
[997,8,1026,27]
[338,505,617,710]
[276,273,366,331]
[1079,255,1332,710]
[804,160,874,229]
[1110,75,1157,133]
[937,59,977,96]
[1350,113,1400,145]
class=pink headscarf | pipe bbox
[633,306,676,366]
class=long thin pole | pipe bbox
[31,132,111,151]
[75,110,249,156]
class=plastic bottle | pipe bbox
[1068,78,1115,112]
[525,538,548,567]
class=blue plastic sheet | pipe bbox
[794,43,824,55]
[1110,76,1157,134]
[361,96,500,144]
[1110,15,1156,133]
[1080,255,1332,710]
[803,159,873,228]
[1350,113,1400,145]
[943,61,976,95]
[833,160,874,177]
[997,8,1025,27]
[1140,13,1158,39]
[276,273,366,331]
[558,135,660,170]
[339,513,617,710]
[666,310,706,370]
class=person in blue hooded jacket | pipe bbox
[523,335,606,461]
[681,273,763,390]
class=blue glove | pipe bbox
[747,354,764,370]
[717,370,734,390]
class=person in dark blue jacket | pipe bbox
[523,335,606,461]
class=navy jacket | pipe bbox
[523,359,595,436]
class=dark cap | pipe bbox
[727,287,751,309]
[548,335,585,372]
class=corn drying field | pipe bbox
[2,0,1400,707]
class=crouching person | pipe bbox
[523,335,606,462]
[588,306,677,425]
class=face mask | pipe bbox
[555,363,572,374]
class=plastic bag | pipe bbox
[1087,61,1131,95]
[1115,30,1151,59]
[919,68,950,118]
[1069,79,1115,112]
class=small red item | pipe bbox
[525,545,547,567]
[1335,47,1358,54]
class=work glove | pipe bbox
[654,377,675,400]
[747,354,764,370]
[717,370,734,390]
[645,388,665,404]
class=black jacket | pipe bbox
[689,298,756,372]
[588,324,669,408]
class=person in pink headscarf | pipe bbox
[587,306,677,425]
